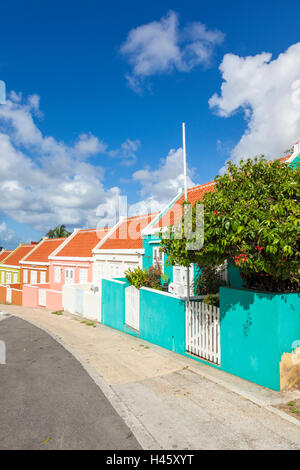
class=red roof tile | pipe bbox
[23,238,67,264]
[2,244,38,267]
[153,182,215,229]
[100,213,158,250]
[0,250,13,263]
[278,155,291,163]
[54,228,111,258]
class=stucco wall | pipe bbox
[220,287,300,391]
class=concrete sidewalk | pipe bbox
[1,304,300,450]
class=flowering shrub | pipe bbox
[161,157,300,292]
[125,264,162,290]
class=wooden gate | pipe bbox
[39,288,46,307]
[186,301,221,365]
[125,285,140,331]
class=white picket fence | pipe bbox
[125,285,140,331]
[186,301,221,365]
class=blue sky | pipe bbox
[1,0,300,248]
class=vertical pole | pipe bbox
[182,122,187,202]
[182,123,190,301]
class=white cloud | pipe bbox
[209,42,300,166]
[0,222,19,247]
[121,10,224,92]
[130,147,195,214]
[0,93,132,232]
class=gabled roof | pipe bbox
[53,228,111,258]
[97,213,158,250]
[150,182,215,231]
[0,250,13,263]
[21,238,67,264]
[2,244,38,267]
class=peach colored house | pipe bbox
[48,228,111,291]
[19,237,66,286]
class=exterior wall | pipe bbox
[227,264,244,288]
[139,287,186,354]
[143,234,173,282]
[49,260,93,291]
[46,290,62,311]
[0,285,6,303]
[23,285,39,307]
[93,252,143,286]
[219,287,300,391]
[0,266,20,284]
[63,284,101,321]
[20,265,49,285]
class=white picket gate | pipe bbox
[125,285,140,331]
[186,301,221,365]
[39,288,46,307]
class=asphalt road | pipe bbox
[0,315,141,450]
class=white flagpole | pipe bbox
[182,122,187,202]
[182,122,190,301]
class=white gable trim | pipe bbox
[142,188,184,236]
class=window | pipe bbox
[153,246,164,272]
[23,270,28,283]
[79,269,88,284]
[40,271,46,284]
[54,267,61,283]
[6,272,12,284]
[65,268,74,284]
[13,273,18,284]
[30,271,37,284]
[96,263,104,281]
[1,271,5,284]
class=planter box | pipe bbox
[220,287,300,391]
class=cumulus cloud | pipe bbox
[0,222,20,248]
[121,10,224,92]
[209,42,300,166]
[130,147,195,214]
[0,93,134,232]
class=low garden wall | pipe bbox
[63,284,101,321]
[219,287,300,391]
[139,287,186,355]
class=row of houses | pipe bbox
[0,147,299,313]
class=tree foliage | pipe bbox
[125,264,162,290]
[161,158,300,292]
[46,224,71,239]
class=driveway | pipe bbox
[0,315,140,450]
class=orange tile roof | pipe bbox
[278,155,291,163]
[100,213,158,250]
[23,238,67,264]
[0,250,13,263]
[153,182,215,229]
[2,244,37,267]
[55,228,111,258]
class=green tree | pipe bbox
[161,157,300,292]
[46,224,71,239]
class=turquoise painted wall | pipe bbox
[101,278,138,337]
[227,264,244,288]
[139,288,186,354]
[220,287,300,390]
[143,234,173,283]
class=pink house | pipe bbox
[48,228,111,291]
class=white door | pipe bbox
[6,272,12,284]
[173,265,193,297]
[1,271,5,284]
[125,285,140,331]
[39,289,46,307]
[30,270,37,284]
[40,271,46,284]
[23,269,28,283]
[65,268,74,284]
[13,273,18,284]
[6,287,12,303]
